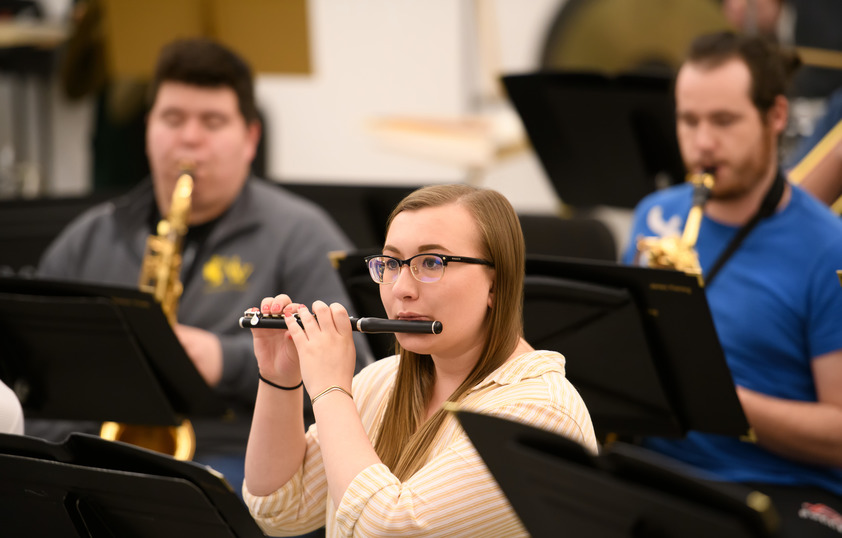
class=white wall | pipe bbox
[255,0,470,184]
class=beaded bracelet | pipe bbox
[310,386,353,406]
[258,373,304,391]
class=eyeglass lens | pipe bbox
[368,255,444,283]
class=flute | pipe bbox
[239,310,443,334]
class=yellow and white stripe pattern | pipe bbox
[244,350,598,537]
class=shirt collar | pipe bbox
[468,350,566,394]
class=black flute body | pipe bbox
[239,312,443,334]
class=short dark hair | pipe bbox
[684,31,801,115]
[148,38,259,124]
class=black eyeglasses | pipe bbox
[365,253,494,284]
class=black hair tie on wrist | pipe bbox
[258,373,304,391]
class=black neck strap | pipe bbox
[704,169,787,286]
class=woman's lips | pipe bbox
[397,312,429,321]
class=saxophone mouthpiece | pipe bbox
[688,167,715,190]
[177,161,196,177]
[700,167,716,189]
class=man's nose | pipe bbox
[693,122,717,151]
[179,118,204,144]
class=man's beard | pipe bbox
[709,128,776,202]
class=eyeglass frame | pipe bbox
[364,253,494,284]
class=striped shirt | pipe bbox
[244,350,598,537]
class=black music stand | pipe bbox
[0,432,263,537]
[523,255,748,438]
[0,277,225,424]
[503,71,685,208]
[454,410,780,538]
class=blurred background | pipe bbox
[2,0,841,259]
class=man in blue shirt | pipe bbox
[624,31,842,537]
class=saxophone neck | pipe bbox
[681,169,715,247]
[689,169,715,205]
[169,172,194,231]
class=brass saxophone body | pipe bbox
[138,171,193,324]
[636,169,715,279]
[101,169,197,460]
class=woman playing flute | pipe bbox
[243,184,598,537]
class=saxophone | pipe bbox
[100,169,197,460]
[636,168,715,280]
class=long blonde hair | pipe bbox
[373,184,525,480]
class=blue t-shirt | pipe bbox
[623,182,842,496]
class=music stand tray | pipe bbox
[0,277,225,424]
[524,255,748,438]
[503,71,685,208]
[0,432,263,537]
[454,410,780,538]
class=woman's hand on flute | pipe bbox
[246,295,309,497]
[252,294,303,387]
[285,300,357,397]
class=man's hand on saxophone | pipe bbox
[173,324,224,387]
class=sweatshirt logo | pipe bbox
[202,255,253,291]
